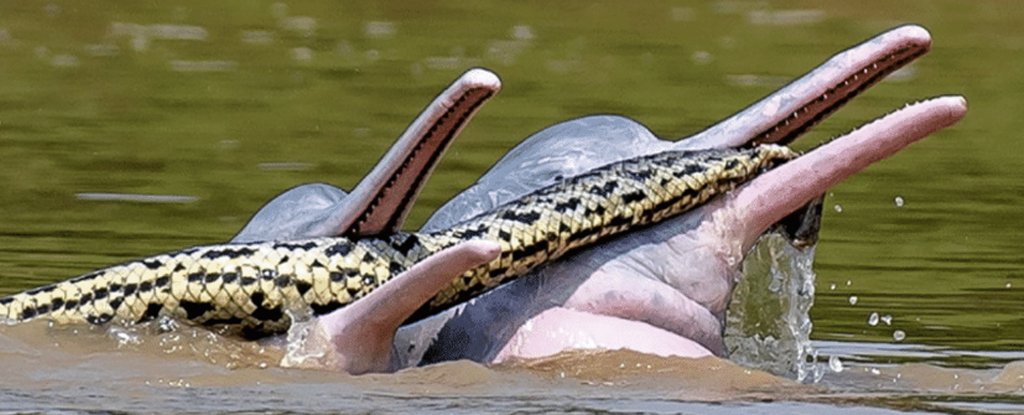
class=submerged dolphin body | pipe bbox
[233,25,965,372]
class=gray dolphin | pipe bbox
[237,25,966,373]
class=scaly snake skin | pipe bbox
[0,145,794,337]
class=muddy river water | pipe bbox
[0,1,1022,413]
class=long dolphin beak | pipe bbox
[681,25,933,150]
[337,69,501,236]
[286,240,501,374]
[723,95,968,252]
[233,68,503,244]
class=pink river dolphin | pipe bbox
[229,25,966,374]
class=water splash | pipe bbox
[828,355,843,373]
[724,232,821,382]
[280,309,327,368]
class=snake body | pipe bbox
[0,145,794,337]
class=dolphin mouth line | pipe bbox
[810,94,957,151]
[754,42,929,146]
[352,89,496,235]
[764,93,953,170]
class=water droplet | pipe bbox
[1006,282,1013,289]
[833,204,843,213]
[109,327,142,347]
[893,330,906,342]
[845,280,852,286]
[869,368,881,375]
[828,356,844,373]
[848,295,858,305]
[867,312,879,326]
[894,196,905,207]
[829,283,836,290]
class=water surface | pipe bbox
[0,1,1021,413]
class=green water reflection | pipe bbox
[0,0,1020,366]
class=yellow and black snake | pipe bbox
[0,145,794,338]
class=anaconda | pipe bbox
[0,145,794,337]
